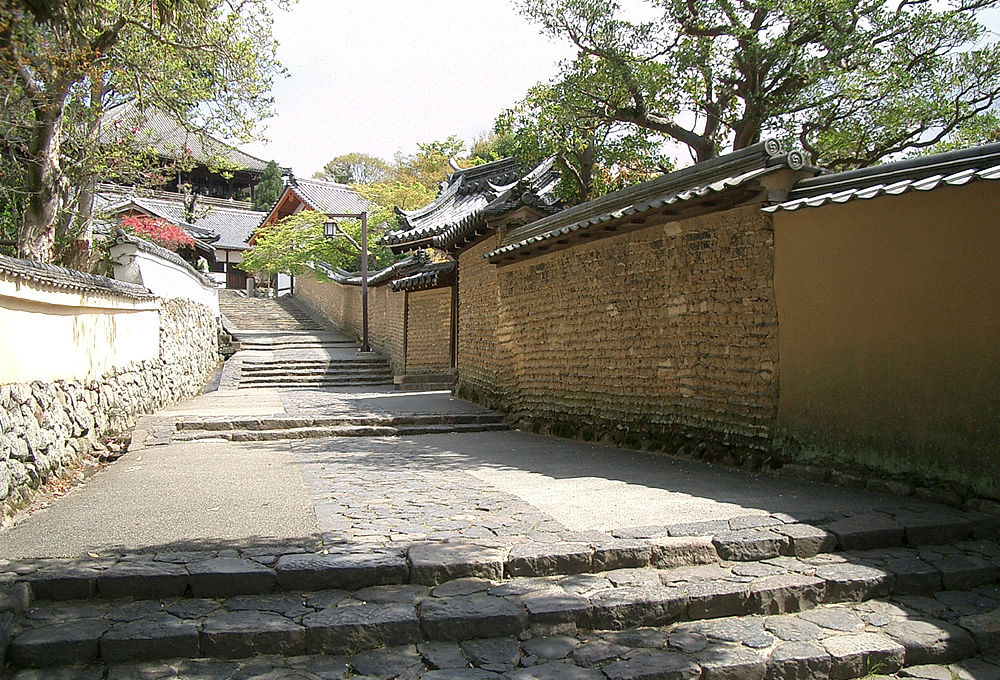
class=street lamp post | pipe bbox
[324,212,370,353]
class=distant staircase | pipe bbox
[218,290,395,389]
[219,289,326,332]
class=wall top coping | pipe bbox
[112,232,219,289]
[483,140,808,265]
[0,253,154,301]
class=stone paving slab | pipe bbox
[4,595,998,678]
[4,539,999,669]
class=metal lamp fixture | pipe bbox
[323,212,370,353]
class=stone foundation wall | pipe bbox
[458,205,779,457]
[1,298,218,519]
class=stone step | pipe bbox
[4,543,999,672]
[173,422,510,441]
[236,378,396,389]
[6,525,999,605]
[174,414,506,432]
[239,365,393,376]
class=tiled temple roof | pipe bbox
[285,178,371,215]
[380,158,561,253]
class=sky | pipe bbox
[241,1,1000,180]
[240,0,576,178]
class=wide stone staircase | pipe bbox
[3,508,999,677]
[219,290,327,333]
[218,291,396,390]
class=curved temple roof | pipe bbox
[380,157,561,253]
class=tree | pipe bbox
[0,0,284,264]
[120,214,194,251]
[253,160,284,212]
[394,136,469,190]
[497,82,669,203]
[319,152,393,185]
[518,0,1000,169]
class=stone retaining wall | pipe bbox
[1,297,218,520]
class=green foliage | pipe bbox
[320,153,393,185]
[252,160,284,211]
[394,136,468,190]
[518,0,1000,169]
[0,0,285,262]
[497,81,669,203]
[239,211,357,277]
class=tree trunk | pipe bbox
[19,93,68,262]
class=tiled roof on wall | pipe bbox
[764,142,1000,212]
[484,140,807,264]
[0,254,153,300]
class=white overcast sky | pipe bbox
[241,1,1000,179]
[241,0,575,177]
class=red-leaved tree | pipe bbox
[121,215,194,251]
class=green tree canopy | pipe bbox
[497,81,670,203]
[518,0,1000,169]
[0,0,285,264]
[319,152,394,185]
[252,160,284,212]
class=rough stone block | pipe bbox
[0,611,11,669]
[957,607,1000,653]
[885,557,942,596]
[419,594,528,641]
[822,633,904,679]
[602,649,700,680]
[275,552,408,591]
[935,554,999,590]
[508,662,605,679]
[748,574,825,615]
[592,540,651,572]
[409,544,506,586]
[766,641,832,680]
[100,617,200,663]
[461,637,521,672]
[647,536,719,568]
[522,590,592,625]
[424,669,506,680]
[894,513,973,547]
[696,645,767,680]
[97,560,188,599]
[506,543,593,577]
[9,619,110,667]
[589,586,687,630]
[682,579,750,620]
[303,602,420,654]
[199,609,306,658]
[882,618,976,665]
[774,524,837,558]
[0,581,33,614]
[815,563,895,602]
[966,511,1000,541]
[24,565,100,600]
[827,514,904,551]
[713,530,789,562]
[187,558,276,598]
[666,519,731,537]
